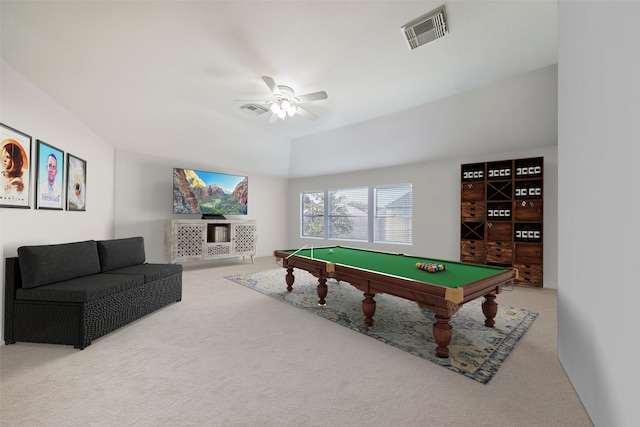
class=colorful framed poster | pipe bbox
[66,153,86,211]
[1,122,32,208]
[36,140,64,210]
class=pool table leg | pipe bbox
[482,293,498,327]
[362,292,376,326]
[285,267,295,292]
[317,277,328,306]
[433,315,453,358]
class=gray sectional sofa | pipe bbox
[4,236,182,349]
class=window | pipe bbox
[374,184,412,244]
[300,184,413,244]
[328,187,368,241]
[301,191,324,238]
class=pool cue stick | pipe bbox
[286,244,309,259]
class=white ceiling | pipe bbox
[1,1,558,178]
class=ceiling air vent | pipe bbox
[402,6,448,50]
[239,103,269,115]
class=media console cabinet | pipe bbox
[165,219,256,264]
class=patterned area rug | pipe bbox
[225,268,537,384]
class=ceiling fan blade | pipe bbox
[267,113,279,124]
[296,106,318,121]
[297,90,328,103]
[261,76,281,96]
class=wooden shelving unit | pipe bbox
[460,156,543,287]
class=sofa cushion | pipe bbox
[18,240,101,289]
[104,263,182,282]
[15,273,146,303]
[97,237,146,272]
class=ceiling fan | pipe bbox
[238,76,328,123]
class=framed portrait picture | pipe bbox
[66,153,86,211]
[36,140,64,210]
[1,122,32,208]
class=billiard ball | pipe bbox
[329,249,334,254]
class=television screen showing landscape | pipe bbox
[173,168,248,215]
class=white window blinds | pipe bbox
[374,184,412,244]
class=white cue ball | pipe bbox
[329,249,334,254]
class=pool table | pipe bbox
[273,246,517,358]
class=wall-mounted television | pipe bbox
[173,168,248,218]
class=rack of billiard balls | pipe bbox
[416,262,446,273]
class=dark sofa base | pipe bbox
[4,257,182,349]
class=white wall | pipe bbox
[114,149,289,263]
[0,60,117,342]
[558,2,640,426]
[288,146,557,289]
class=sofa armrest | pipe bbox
[4,257,21,344]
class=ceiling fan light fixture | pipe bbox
[270,96,299,120]
[248,76,328,122]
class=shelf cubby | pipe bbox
[461,222,484,240]
[487,181,513,201]
[486,160,513,181]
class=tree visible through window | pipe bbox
[301,191,324,237]
[328,188,368,241]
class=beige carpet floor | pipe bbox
[0,256,593,426]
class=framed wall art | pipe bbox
[66,153,86,211]
[36,140,64,210]
[1,122,32,208]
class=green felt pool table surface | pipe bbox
[278,246,510,289]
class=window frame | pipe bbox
[300,184,413,245]
[327,187,369,242]
[300,190,326,239]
